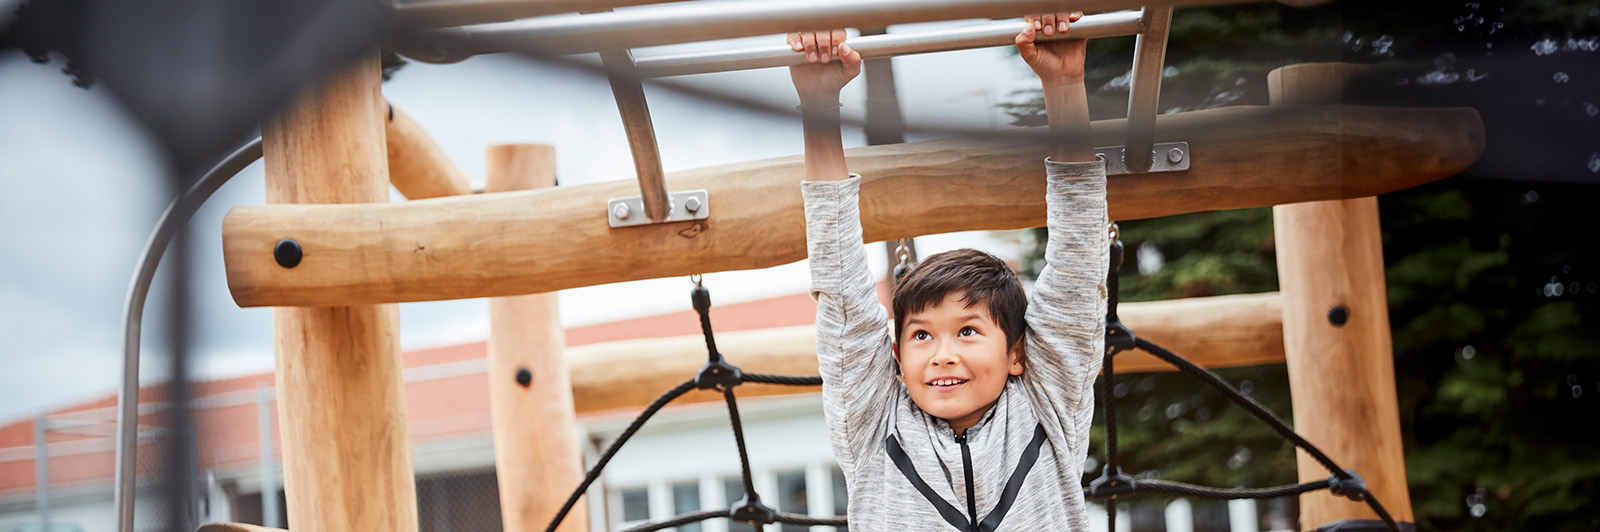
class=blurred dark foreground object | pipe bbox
[1,0,389,174]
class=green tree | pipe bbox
[1010,1,1600,529]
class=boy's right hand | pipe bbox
[787,30,862,106]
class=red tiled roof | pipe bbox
[0,282,891,496]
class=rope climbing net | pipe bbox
[540,278,845,532]
[542,232,1407,532]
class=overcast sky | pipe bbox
[0,23,1049,422]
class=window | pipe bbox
[723,477,758,532]
[620,487,651,523]
[775,470,809,532]
[671,480,702,532]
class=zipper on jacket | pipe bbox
[956,434,978,531]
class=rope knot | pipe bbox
[1327,470,1368,502]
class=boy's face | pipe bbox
[896,290,1023,435]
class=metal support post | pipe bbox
[600,49,672,223]
[256,385,281,528]
[1123,6,1172,174]
[35,414,51,531]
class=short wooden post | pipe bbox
[263,53,419,532]
[485,144,588,532]
[1269,62,1414,526]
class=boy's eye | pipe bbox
[960,327,978,337]
[912,331,931,341]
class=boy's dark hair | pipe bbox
[892,248,1029,369]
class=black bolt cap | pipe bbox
[274,239,302,268]
[515,368,533,388]
[1328,305,1349,327]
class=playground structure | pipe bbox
[107,0,1486,531]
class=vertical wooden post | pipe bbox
[1269,63,1414,527]
[485,144,588,532]
[263,53,419,532]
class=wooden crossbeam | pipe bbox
[222,104,1482,308]
[566,292,1286,415]
[386,104,474,199]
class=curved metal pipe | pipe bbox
[115,138,264,532]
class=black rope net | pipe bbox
[542,237,1410,532]
[1089,237,1409,532]
[539,280,842,532]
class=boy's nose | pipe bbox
[929,343,960,365]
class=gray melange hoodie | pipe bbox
[802,159,1108,532]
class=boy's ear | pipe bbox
[1008,341,1026,376]
[892,342,903,375]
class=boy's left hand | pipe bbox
[1016,12,1087,83]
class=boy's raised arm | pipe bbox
[1015,13,1111,460]
[792,32,897,473]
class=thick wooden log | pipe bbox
[223,104,1483,308]
[568,292,1285,415]
[1270,63,1414,525]
[485,145,588,532]
[386,104,474,199]
[265,55,419,532]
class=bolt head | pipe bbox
[274,239,303,268]
[612,203,631,220]
[1328,305,1350,327]
[1167,147,1185,164]
[515,368,532,388]
[685,196,703,213]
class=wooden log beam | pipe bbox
[1270,63,1414,526]
[223,104,1482,308]
[386,103,474,199]
[568,292,1285,415]
[265,55,419,532]
[484,145,588,532]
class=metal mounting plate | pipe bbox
[1096,141,1191,175]
[607,189,710,228]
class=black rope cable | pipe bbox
[1128,337,1402,532]
[1132,338,1344,480]
[1132,479,1331,500]
[723,388,759,501]
[773,512,849,526]
[743,373,825,386]
[541,379,698,532]
[617,509,725,532]
[548,280,840,532]
[1100,347,1120,532]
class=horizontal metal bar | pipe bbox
[416,0,1236,61]
[390,0,682,28]
[632,10,1143,77]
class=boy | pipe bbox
[791,13,1108,531]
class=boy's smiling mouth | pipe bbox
[927,377,969,390]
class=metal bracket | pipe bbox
[607,189,710,228]
[1096,141,1190,176]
